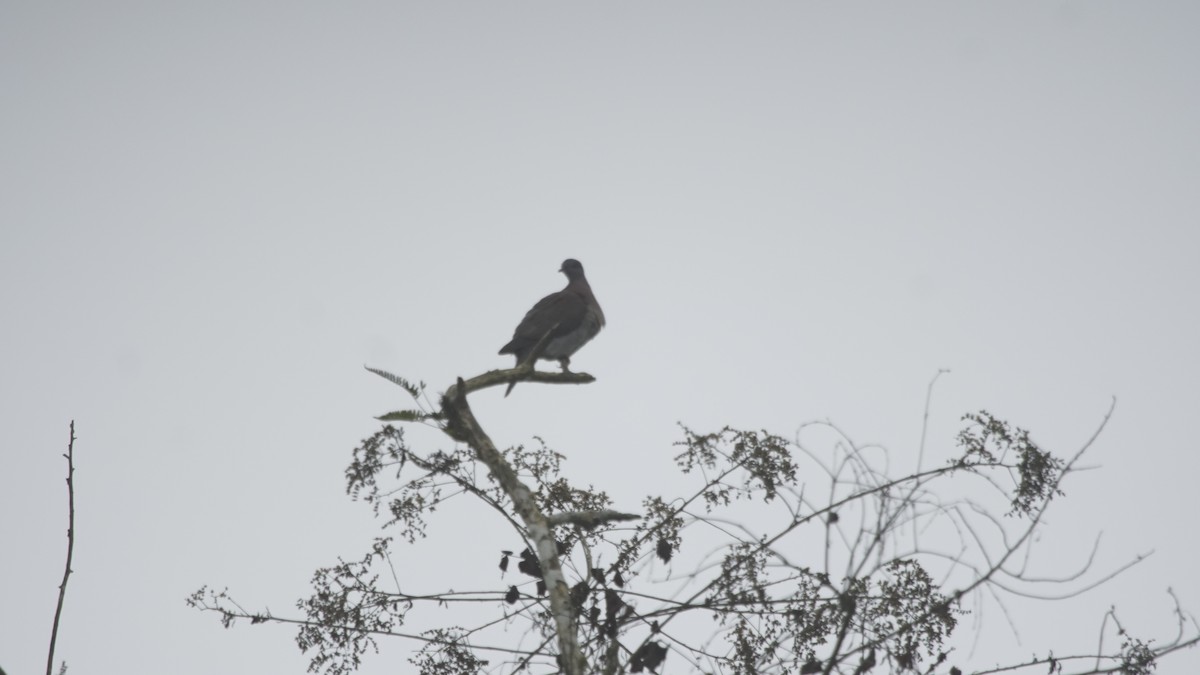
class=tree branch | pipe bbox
[47,421,76,675]
[442,377,585,675]
[546,510,641,528]
[470,366,595,398]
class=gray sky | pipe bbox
[3,3,1199,673]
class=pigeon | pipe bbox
[499,259,604,395]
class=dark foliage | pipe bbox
[190,385,1200,674]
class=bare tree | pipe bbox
[190,368,1200,674]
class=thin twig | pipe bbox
[47,421,76,675]
[917,369,949,472]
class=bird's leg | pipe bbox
[558,357,572,373]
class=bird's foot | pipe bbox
[558,358,573,373]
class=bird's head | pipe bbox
[559,259,585,280]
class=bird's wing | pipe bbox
[516,291,588,341]
[500,291,588,354]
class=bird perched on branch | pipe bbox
[499,259,605,395]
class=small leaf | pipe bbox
[364,366,423,400]
[570,581,589,608]
[518,548,543,579]
[656,538,672,563]
[630,642,667,672]
[855,648,876,675]
[604,589,624,621]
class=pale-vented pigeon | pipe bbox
[499,259,604,395]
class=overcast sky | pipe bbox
[3,3,1199,674]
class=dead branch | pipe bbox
[47,421,76,675]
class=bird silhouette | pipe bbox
[499,259,604,396]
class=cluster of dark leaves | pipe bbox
[295,538,406,675]
[701,556,959,674]
[186,582,397,675]
[504,437,564,482]
[712,560,838,675]
[185,586,267,628]
[710,543,774,611]
[500,547,552,597]
[630,641,668,672]
[612,495,683,577]
[368,371,441,426]
[719,550,813,675]
[506,440,613,520]
[710,562,835,672]
[345,425,481,544]
[581,584,636,640]
[863,560,960,671]
[954,410,1066,517]
[345,425,407,506]
[408,628,488,675]
[675,426,798,507]
[203,408,1134,675]
[503,439,616,555]
[1119,631,1157,675]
